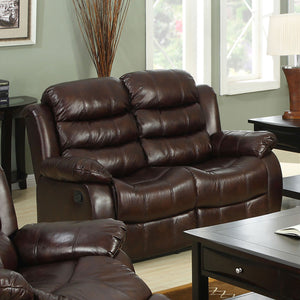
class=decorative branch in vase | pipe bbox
[72,0,130,77]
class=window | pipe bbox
[289,0,300,12]
[220,0,280,95]
[288,0,300,66]
[146,0,211,85]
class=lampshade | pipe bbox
[267,13,300,56]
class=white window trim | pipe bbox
[220,0,280,95]
[146,0,211,85]
[289,0,295,11]
[288,0,298,66]
[145,0,154,71]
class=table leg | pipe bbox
[15,117,27,189]
[192,242,208,300]
[1,111,12,190]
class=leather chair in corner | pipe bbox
[0,166,168,299]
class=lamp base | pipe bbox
[282,67,300,120]
[283,110,300,119]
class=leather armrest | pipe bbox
[40,156,112,183]
[0,269,34,299]
[12,219,126,266]
[211,130,277,158]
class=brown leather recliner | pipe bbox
[0,166,167,299]
[24,70,282,262]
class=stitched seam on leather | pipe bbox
[73,167,108,178]
[217,132,226,155]
[55,259,138,300]
[258,156,273,211]
[34,224,43,265]
[0,285,30,290]
[182,167,198,209]
[120,145,127,176]
[32,110,62,157]
[112,117,122,143]
[142,190,148,222]
[71,227,81,258]
[236,132,243,156]
[171,69,187,105]
[164,169,175,212]
[92,277,137,300]
[51,261,80,295]
[183,106,192,133]
[157,109,165,137]
[110,235,121,257]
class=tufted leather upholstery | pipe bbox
[121,70,212,166]
[24,70,282,261]
[0,166,168,299]
[42,77,147,178]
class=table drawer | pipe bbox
[203,247,280,293]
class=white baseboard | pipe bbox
[27,174,36,188]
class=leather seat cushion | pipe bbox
[187,156,268,207]
[113,166,197,222]
[20,256,152,300]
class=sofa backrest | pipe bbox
[41,78,147,177]
[121,70,212,166]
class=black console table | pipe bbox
[249,115,300,199]
[0,96,37,190]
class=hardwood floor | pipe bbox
[11,157,300,293]
[13,186,36,228]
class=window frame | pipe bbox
[288,0,299,66]
[220,0,281,95]
[146,0,211,85]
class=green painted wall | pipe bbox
[1,0,145,99]
[0,0,290,174]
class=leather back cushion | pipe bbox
[42,78,146,177]
[121,70,212,165]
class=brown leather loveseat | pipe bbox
[0,165,168,299]
[24,70,282,261]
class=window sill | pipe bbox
[220,78,281,96]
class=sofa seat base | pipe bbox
[114,166,197,222]
[20,256,152,300]
[188,156,268,207]
[196,194,270,227]
[123,210,197,261]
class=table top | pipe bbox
[248,115,300,128]
[0,96,37,109]
[185,207,300,269]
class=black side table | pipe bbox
[249,115,300,199]
[0,96,37,190]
